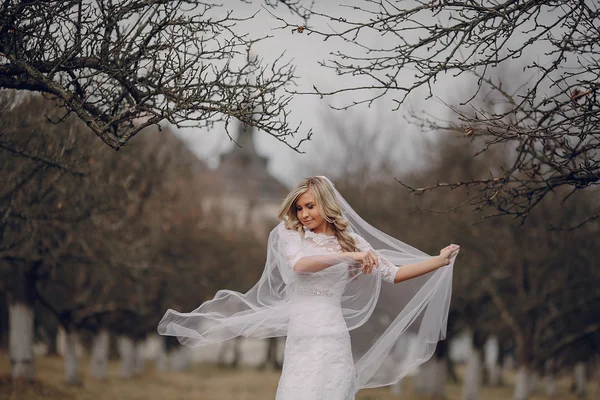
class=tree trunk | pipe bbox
[117,335,135,378]
[46,326,58,356]
[90,329,110,380]
[260,337,282,370]
[390,378,402,394]
[9,302,35,379]
[170,346,190,372]
[64,329,81,386]
[415,341,447,398]
[488,361,502,387]
[573,362,586,398]
[528,371,539,396]
[414,357,447,398]
[544,359,557,397]
[545,375,557,397]
[217,337,241,368]
[486,336,503,387]
[155,336,168,372]
[463,349,482,400]
[514,366,531,400]
[134,339,145,375]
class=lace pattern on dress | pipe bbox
[352,234,399,283]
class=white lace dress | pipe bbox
[275,229,399,400]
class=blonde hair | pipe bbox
[277,176,358,253]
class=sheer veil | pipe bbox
[157,176,456,389]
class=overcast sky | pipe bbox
[173,1,543,188]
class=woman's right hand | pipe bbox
[352,251,379,275]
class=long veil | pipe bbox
[157,177,455,389]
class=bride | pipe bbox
[158,176,459,399]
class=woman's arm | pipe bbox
[393,245,459,283]
[293,252,355,273]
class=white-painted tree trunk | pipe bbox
[390,378,402,394]
[514,366,531,400]
[134,339,145,375]
[217,338,241,367]
[485,337,502,387]
[155,337,168,372]
[64,330,81,385]
[528,371,539,395]
[9,302,35,379]
[488,361,502,386]
[117,335,135,378]
[90,329,110,380]
[573,362,586,397]
[169,346,190,372]
[463,350,482,400]
[504,355,515,370]
[544,359,557,397]
[414,358,446,397]
[545,375,557,397]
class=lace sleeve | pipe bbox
[278,227,304,271]
[353,234,399,283]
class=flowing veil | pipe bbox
[157,177,456,389]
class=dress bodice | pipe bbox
[284,227,399,338]
[290,227,399,287]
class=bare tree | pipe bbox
[307,110,600,399]
[274,0,600,224]
[0,1,310,149]
[0,93,103,379]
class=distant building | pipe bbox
[202,120,289,239]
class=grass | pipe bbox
[0,352,597,400]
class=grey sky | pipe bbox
[174,1,549,187]
[171,1,428,187]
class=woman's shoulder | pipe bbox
[277,222,302,238]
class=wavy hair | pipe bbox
[278,176,358,253]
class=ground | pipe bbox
[0,352,597,400]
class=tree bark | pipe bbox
[217,337,241,368]
[573,362,586,398]
[46,325,58,356]
[170,346,190,372]
[488,338,505,387]
[414,357,447,398]
[463,349,483,400]
[514,366,531,400]
[134,339,145,375]
[117,335,135,378]
[9,302,35,379]
[415,341,447,398]
[544,359,557,397]
[155,336,168,372]
[390,378,403,394]
[64,329,81,386]
[90,329,110,380]
[260,337,282,370]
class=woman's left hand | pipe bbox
[439,244,460,265]
[352,251,379,275]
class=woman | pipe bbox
[158,176,459,399]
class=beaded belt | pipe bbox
[297,288,334,297]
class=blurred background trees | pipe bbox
[1,1,599,399]
[281,0,600,226]
[0,91,267,385]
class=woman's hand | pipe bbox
[438,244,460,266]
[352,251,379,275]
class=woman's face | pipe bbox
[295,190,327,232]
